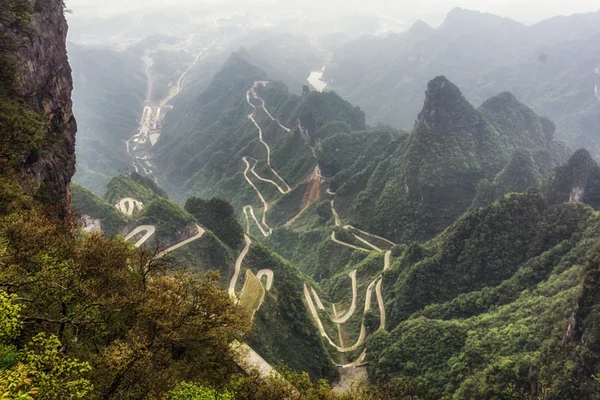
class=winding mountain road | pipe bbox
[155,224,205,258]
[246,83,291,192]
[242,159,273,237]
[237,80,395,367]
[256,269,274,291]
[229,234,252,300]
[161,38,219,107]
[115,198,144,216]
[304,198,396,365]
[331,270,357,324]
[124,225,156,248]
[248,157,289,195]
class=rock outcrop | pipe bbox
[1,0,76,217]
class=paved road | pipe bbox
[229,234,252,300]
[256,269,274,291]
[330,231,370,253]
[303,283,367,353]
[115,198,144,216]
[331,270,357,324]
[161,38,219,107]
[124,225,156,247]
[241,157,272,237]
[154,224,206,259]
[246,82,291,192]
[248,157,289,195]
[346,226,396,247]
[230,340,278,379]
[304,197,395,365]
[255,91,292,133]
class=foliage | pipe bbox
[129,172,168,199]
[0,178,250,399]
[0,291,21,344]
[20,333,93,400]
[104,175,159,206]
[244,242,338,381]
[185,197,244,248]
[135,197,195,238]
[168,381,234,400]
[71,183,128,236]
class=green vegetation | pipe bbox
[104,174,160,205]
[238,270,266,320]
[244,241,338,381]
[185,197,244,248]
[135,197,195,238]
[71,183,128,236]
[330,77,570,244]
[0,179,249,399]
[365,186,600,398]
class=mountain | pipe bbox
[0,0,76,217]
[69,43,147,194]
[327,77,570,243]
[72,173,337,380]
[325,8,600,154]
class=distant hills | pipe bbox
[325,8,600,154]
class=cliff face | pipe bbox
[2,0,76,216]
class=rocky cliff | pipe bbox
[0,0,76,216]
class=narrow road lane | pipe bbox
[124,225,156,247]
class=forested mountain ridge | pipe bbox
[5,1,600,398]
[71,174,337,380]
[328,76,570,243]
[325,7,600,154]
[150,49,600,397]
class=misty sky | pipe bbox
[66,0,599,24]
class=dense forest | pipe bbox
[3,0,600,399]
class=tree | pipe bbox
[185,197,244,248]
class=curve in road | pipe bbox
[242,159,273,237]
[254,87,292,133]
[330,231,370,253]
[155,224,206,259]
[248,157,289,195]
[124,225,156,248]
[229,234,253,300]
[246,82,291,192]
[331,270,357,324]
[346,225,396,247]
[115,198,144,216]
[256,269,274,291]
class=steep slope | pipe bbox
[76,173,337,379]
[154,52,362,215]
[69,43,146,194]
[332,77,570,243]
[0,0,76,217]
[367,186,600,398]
[325,8,600,153]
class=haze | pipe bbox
[66,0,599,24]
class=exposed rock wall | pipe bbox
[2,0,76,216]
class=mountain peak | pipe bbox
[441,7,523,32]
[416,76,479,130]
[407,19,435,37]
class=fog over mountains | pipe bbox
[3,1,600,398]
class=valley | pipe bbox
[126,38,220,176]
[8,2,600,398]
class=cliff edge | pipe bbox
[0,0,76,216]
